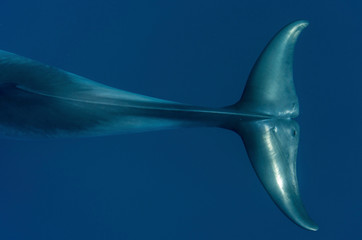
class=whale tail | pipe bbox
[228,20,318,231]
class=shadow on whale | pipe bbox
[0,20,318,231]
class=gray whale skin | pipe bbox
[0,20,318,231]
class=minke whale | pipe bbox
[0,20,318,231]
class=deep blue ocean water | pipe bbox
[0,0,361,239]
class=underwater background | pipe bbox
[0,0,361,239]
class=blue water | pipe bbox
[0,0,361,239]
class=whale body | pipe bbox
[0,20,318,231]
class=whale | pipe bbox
[0,20,318,231]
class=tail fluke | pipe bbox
[234,20,308,118]
[235,119,318,231]
[230,20,318,231]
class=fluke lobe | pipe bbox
[0,20,318,231]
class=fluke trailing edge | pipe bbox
[0,20,318,231]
